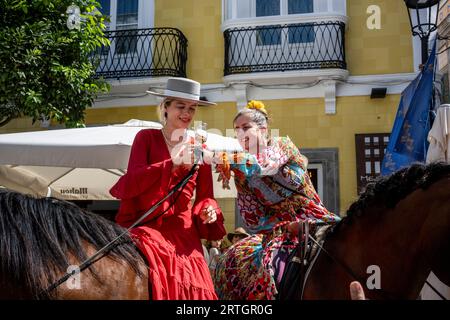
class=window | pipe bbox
[256,0,281,46]
[355,133,391,194]
[256,0,280,17]
[98,0,154,53]
[255,0,315,47]
[115,0,138,54]
[97,0,111,56]
[95,0,154,75]
[99,0,111,18]
[116,0,138,30]
[98,0,139,55]
[256,25,282,46]
[300,148,340,215]
[288,25,315,44]
[98,0,140,29]
[288,0,312,14]
[307,163,324,200]
[224,0,345,20]
[288,0,315,44]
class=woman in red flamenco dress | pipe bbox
[110,78,226,300]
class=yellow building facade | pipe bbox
[0,0,424,232]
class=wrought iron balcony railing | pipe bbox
[92,28,188,79]
[224,21,346,75]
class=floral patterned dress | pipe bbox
[213,136,340,300]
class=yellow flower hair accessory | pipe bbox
[246,100,268,116]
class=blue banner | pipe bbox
[381,40,436,175]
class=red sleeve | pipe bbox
[191,163,226,241]
[110,130,173,200]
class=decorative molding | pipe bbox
[93,73,417,109]
[94,96,156,109]
[323,80,336,114]
[223,69,349,86]
[93,77,170,108]
[103,76,170,93]
[346,72,417,84]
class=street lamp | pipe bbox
[404,0,440,64]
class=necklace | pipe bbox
[161,128,182,148]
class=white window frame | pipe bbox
[256,0,315,16]
[222,0,346,22]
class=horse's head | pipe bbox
[304,163,450,300]
[0,189,147,299]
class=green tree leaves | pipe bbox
[0,0,110,128]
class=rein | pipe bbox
[39,163,199,298]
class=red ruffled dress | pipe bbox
[110,129,226,300]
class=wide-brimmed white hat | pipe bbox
[146,77,216,106]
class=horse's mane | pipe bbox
[0,189,144,299]
[329,162,450,234]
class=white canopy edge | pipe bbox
[0,119,242,169]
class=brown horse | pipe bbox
[0,189,149,299]
[1,163,449,300]
[302,162,450,299]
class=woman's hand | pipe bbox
[171,143,196,169]
[199,205,217,224]
[260,158,279,176]
[202,148,216,165]
[202,148,227,166]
